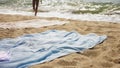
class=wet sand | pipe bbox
[0,14,120,68]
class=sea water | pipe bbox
[0,0,119,11]
[0,0,120,23]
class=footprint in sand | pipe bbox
[82,49,100,57]
[99,61,114,68]
[39,65,53,68]
[57,60,77,66]
[113,58,120,64]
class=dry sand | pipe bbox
[0,14,120,68]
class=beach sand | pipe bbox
[0,14,120,68]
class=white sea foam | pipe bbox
[0,9,119,23]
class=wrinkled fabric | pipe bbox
[0,30,107,68]
[0,51,10,62]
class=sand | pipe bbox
[0,14,120,68]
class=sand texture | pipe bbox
[0,14,120,68]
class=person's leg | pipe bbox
[40,0,42,4]
[35,0,39,16]
[32,0,35,11]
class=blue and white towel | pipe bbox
[0,30,107,68]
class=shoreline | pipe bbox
[0,9,120,23]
